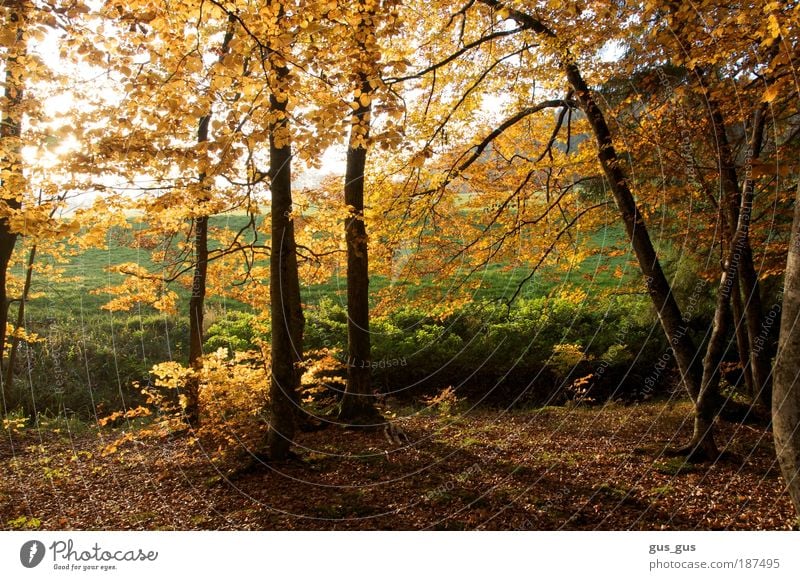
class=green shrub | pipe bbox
[205,310,265,353]
[6,314,187,418]
[8,286,671,417]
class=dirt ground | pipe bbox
[1,401,795,530]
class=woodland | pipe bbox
[1,0,800,531]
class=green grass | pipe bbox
[23,217,635,323]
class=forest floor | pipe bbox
[0,400,795,530]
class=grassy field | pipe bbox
[25,214,638,320]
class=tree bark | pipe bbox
[738,105,771,409]
[185,209,208,426]
[267,59,301,460]
[3,243,35,404]
[773,183,800,522]
[0,235,15,377]
[567,65,736,460]
[286,199,305,420]
[709,101,771,409]
[184,112,211,427]
[339,71,380,425]
[682,244,743,460]
[184,19,235,427]
[0,5,24,414]
[731,276,755,396]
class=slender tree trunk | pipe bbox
[568,65,733,459]
[737,105,771,409]
[715,131,756,399]
[267,59,301,460]
[339,71,380,424]
[0,5,24,414]
[3,243,35,403]
[185,209,208,426]
[0,236,15,414]
[564,64,703,399]
[483,0,704,400]
[0,237,14,370]
[731,277,755,396]
[684,239,744,459]
[286,200,304,420]
[184,20,236,427]
[703,66,771,410]
[714,117,755,401]
[773,183,800,522]
[185,112,211,427]
[667,2,772,429]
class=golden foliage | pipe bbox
[102,349,271,460]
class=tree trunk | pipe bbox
[287,230,304,412]
[567,65,736,460]
[731,278,755,396]
[3,243,35,408]
[186,209,208,427]
[482,0,712,457]
[564,64,703,400]
[707,90,771,411]
[737,105,771,409]
[0,5,24,414]
[184,20,235,427]
[773,183,800,522]
[0,235,15,415]
[0,235,15,368]
[682,251,742,460]
[184,112,211,427]
[267,60,300,460]
[339,71,380,425]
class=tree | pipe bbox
[90,1,273,425]
[447,0,715,456]
[654,1,788,412]
[396,0,796,459]
[338,1,383,424]
[185,17,237,427]
[264,1,304,460]
[0,0,92,413]
[0,0,26,405]
[774,182,800,522]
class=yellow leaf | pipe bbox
[762,83,780,103]
[767,14,781,39]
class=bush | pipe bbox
[9,286,670,419]
[303,290,666,404]
[100,348,271,461]
[205,311,268,354]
